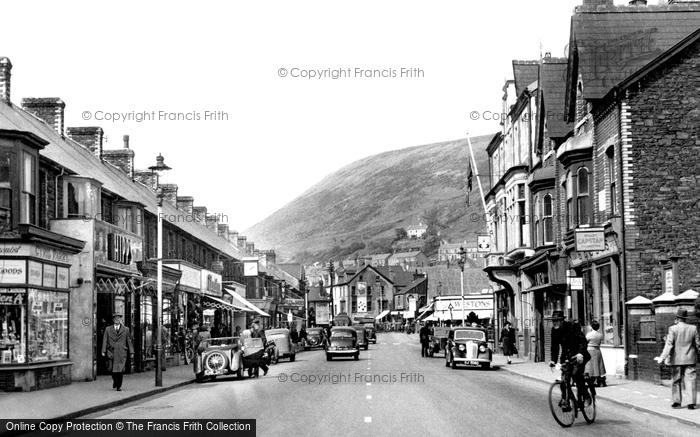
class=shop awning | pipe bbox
[375,310,390,320]
[426,309,493,321]
[416,309,433,321]
[202,295,247,312]
[224,287,271,317]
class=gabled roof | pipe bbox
[540,58,573,140]
[406,223,427,231]
[394,275,427,296]
[277,263,303,280]
[371,253,392,261]
[513,60,540,97]
[567,4,700,104]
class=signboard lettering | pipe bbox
[435,298,493,312]
[575,228,605,251]
[56,267,69,289]
[0,293,23,305]
[0,260,26,284]
[28,261,43,286]
[43,264,57,288]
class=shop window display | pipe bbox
[0,300,25,364]
[28,289,69,362]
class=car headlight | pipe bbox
[458,344,466,351]
[479,345,487,353]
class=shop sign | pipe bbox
[165,262,201,290]
[94,222,142,272]
[28,261,43,286]
[56,267,69,289]
[201,269,222,298]
[435,297,493,312]
[43,264,57,288]
[316,302,330,324]
[664,268,673,294]
[569,277,583,290]
[0,244,73,264]
[575,228,605,251]
[285,298,305,307]
[0,260,26,284]
[0,293,23,305]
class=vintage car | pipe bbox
[445,326,492,370]
[353,325,369,350]
[364,324,377,344]
[326,327,359,361]
[304,327,326,350]
[193,337,244,382]
[265,328,296,362]
[427,326,451,357]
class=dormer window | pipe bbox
[63,176,102,219]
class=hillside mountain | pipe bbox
[244,134,495,264]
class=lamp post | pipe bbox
[328,260,335,321]
[375,277,381,316]
[457,246,467,326]
[149,154,171,387]
[435,281,442,327]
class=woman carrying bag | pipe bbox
[500,321,517,364]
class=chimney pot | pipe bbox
[123,135,130,149]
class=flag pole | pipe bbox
[466,134,493,248]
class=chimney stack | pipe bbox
[160,184,178,208]
[0,57,11,103]
[193,206,208,225]
[102,135,135,177]
[237,236,247,251]
[217,223,229,239]
[205,215,218,232]
[229,230,239,245]
[246,242,255,254]
[628,0,647,4]
[134,170,158,193]
[21,97,66,135]
[67,126,104,159]
[582,0,614,6]
[176,196,194,215]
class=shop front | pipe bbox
[163,260,201,365]
[0,225,84,391]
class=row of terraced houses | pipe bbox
[483,0,700,383]
[0,58,307,391]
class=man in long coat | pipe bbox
[101,313,134,391]
[655,308,700,409]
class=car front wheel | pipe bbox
[481,362,490,370]
[354,353,359,361]
[290,354,296,362]
[326,355,332,361]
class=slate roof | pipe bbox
[513,60,540,97]
[0,100,250,264]
[567,4,700,102]
[540,58,573,140]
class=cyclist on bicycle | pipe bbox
[548,311,591,411]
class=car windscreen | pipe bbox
[331,331,354,339]
[454,330,486,341]
[267,333,286,339]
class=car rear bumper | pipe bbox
[326,349,358,356]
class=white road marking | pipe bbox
[365,417,372,423]
[367,395,372,400]
[648,395,658,398]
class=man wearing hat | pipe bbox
[101,313,134,391]
[655,308,700,409]
[549,310,591,411]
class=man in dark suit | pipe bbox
[250,320,269,376]
[101,313,134,391]
[548,311,591,412]
[655,308,700,409]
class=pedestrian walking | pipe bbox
[585,320,607,387]
[654,308,700,410]
[101,313,134,391]
[250,320,269,376]
[419,321,432,357]
[499,321,517,364]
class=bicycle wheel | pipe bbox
[572,385,596,424]
[549,381,575,428]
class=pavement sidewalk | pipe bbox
[495,355,700,428]
[0,364,194,421]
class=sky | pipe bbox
[3,0,635,232]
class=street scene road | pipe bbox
[83,332,698,437]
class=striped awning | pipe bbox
[202,295,247,312]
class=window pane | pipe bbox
[21,152,36,224]
[578,168,589,195]
[578,197,589,225]
[598,265,614,345]
[0,296,25,364]
[28,289,69,362]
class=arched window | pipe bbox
[543,194,553,244]
[577,167,590,225]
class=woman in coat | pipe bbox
[193,324,212,377]
[585,320,607,387]
[499,321,517,364]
